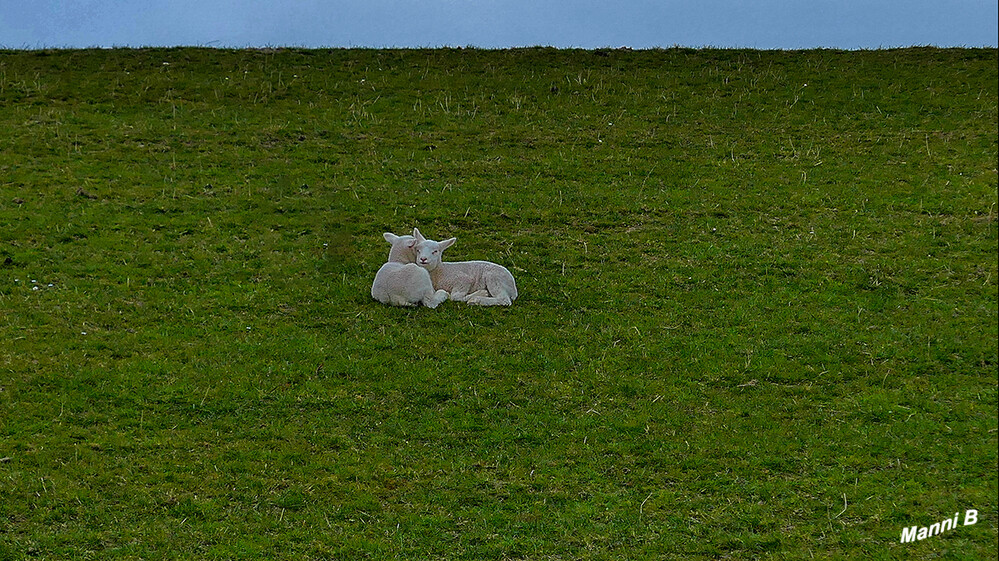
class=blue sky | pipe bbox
[1,0,996,50]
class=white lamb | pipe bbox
[413,228,518,306]
[371,232,449,308]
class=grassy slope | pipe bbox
[0,47,996,560]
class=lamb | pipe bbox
[413,228,518,306]
[371,232,449,308]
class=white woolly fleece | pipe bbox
[371,231,449,308]
[413,228,518,307]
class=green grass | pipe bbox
[1,46,996,560]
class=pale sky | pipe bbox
[1,0,997,50]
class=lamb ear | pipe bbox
[383,232,399,244]
[439,237,456,251]
[413,228,426,243]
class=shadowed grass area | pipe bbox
[1,47,996,559]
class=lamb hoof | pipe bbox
[425,290,449,309]
[467,295,512,306]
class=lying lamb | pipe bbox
[371,232,449,308]
[413,228,518,306]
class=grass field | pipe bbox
[0,47,996,560]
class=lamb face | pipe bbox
[414,237,455,272]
